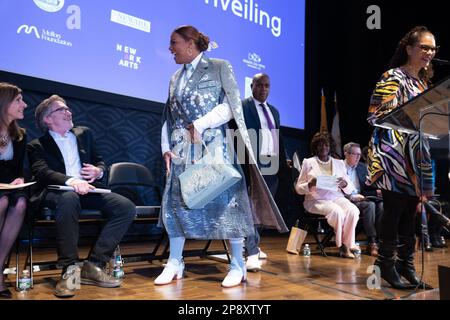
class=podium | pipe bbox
[373,74,450,196]
[373,75,450,139]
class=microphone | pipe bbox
[432,58,450,66]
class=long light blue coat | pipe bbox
[161,55,287,239]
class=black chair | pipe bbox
[107,162,163,263]
[300,210,334,257]
[108,162,230,263]
[25,206,103,287]
[23,162,161,287]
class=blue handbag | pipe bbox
[178,143,242,209]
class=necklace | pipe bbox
[315,156,331,165]
[0,133,9,148]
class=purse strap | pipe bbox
[185,139,209,171]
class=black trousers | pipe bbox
[42,191,136,268]
[379,190,419,242]
[245,162,279,256]
[353,199,383,240]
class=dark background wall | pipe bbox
[1,0,450,222]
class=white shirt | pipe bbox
[253,98,277,156]
[161,53,233,155]
[48,130,104,185]
[345,161,361,194]
[49,130,82,184]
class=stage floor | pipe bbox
[4,233,449,300]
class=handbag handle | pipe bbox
[184,139,209,171]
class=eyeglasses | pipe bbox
[47,106,71,115]
[418,44,440,53]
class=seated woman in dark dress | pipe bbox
[0,83,28,298]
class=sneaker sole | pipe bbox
[54,291,75,298]
[81,278,121,288]
[221,278,247,288]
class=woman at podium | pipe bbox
[367,26,437,290]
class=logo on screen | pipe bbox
[33,0,65,13]
[248,53,261,63]
[110,9,151,33]
[17,25,40,39]
[17,24,72,47]
[116,44,142,70]
[242,52,265,70]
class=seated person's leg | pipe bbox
[336,198,359,257]
[43,191,83,298]
[80,192,135,267]
[43,191,82,269]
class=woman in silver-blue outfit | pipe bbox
[158,25,287,288]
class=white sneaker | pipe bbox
[258,248,268,260]
[154,258,184,285]
[222,266,247,288]
[245,253,262,272]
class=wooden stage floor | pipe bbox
[3,233,449,301]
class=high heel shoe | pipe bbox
[154,258,184,285]
[339,245,355,259]
[222,265,247,288]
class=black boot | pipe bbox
[374,240,415,290]
[426,201,450,227]
[396,236,433,290]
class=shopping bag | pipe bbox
[286,221,308,254]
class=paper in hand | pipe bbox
[47,185,111,194]
[316,175,338,191]
[0,182,36,190]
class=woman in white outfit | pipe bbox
[295,132,359,258]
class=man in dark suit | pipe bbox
[27,95,136,298]
[343,142,383,257]
[241,73,291,271]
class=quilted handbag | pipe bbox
[178,144,242,209]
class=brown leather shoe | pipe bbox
[54,265,80,298]
[367,243,379,257]
[81,261,121,288]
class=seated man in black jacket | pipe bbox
[27,95,136,298]
[343,142,383,256]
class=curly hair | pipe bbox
[389,26,435,84]
[310,131,337,157]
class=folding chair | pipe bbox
[25,207,103,287]
[300,211,334,257]
[108,162,163,263]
